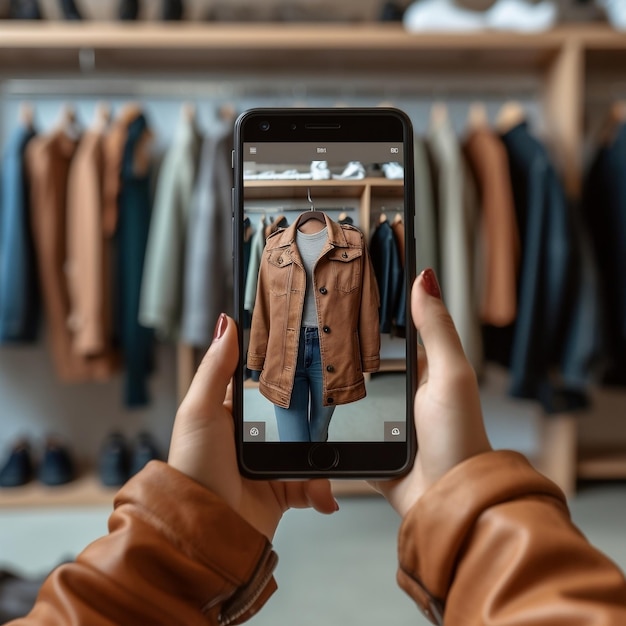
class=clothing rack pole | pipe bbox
[0,77,542,101]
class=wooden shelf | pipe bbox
[0,23,612,75]
[0,473,117,508]
[578,449,626,480]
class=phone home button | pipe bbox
[308,443,339,471]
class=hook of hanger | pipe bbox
[307,187,314,211]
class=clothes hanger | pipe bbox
[181,102,197,124]
[57,103,81,140]
[92,102,111,132]
[430,101,448,128]
[297,188,326,227]
[19,102,34,130]
[466,101,489,132]
[393,210,403,224]
[379,206,388,224]
[495,100,526,134]
[218,102,237,123]
[600,100,626,145]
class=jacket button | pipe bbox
[323,326,330,333]
[277,257,283,264]
[319,286,327,295]
[326,365,334,372]
[342,252,348,258]
[327,397,334,404]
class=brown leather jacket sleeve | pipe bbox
[11,462,278,626]
[397,450,626,625]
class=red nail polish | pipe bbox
[421,268,441,299]
[213,313,227,342]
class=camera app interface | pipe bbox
[241,139,407,443]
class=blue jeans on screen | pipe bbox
[274,327,336,442]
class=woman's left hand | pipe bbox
[168,313,338,540]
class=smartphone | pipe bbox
[233,107,417,479]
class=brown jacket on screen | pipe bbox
[248,212,380,408]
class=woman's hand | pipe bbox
[168,314,338,540]
[372,269,492,517]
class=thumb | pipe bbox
[411,269,466,377]
[178,313,239,419]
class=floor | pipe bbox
[0,480,625,625]
[1,365,625,623]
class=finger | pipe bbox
[284,479,338,514]
[411,270,466,376]
[178,314,239,419]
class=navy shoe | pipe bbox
[38,438,75,486]
[0,440,33,488]
[130,431,161,476]
[98,432,129,487]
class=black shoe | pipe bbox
[38,438,75,486]
[130,431,161,476]
[119,0,138,20]
[162,0,183,20]
[98,432,129,487]
[60,0,82,20]
[0,440,33,488]
[10,0,42,19]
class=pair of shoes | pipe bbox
[99,431,161,487]
[311,160,331,180]
[403,0,557,33]
[333,161,366,180]
[0,437,76,487]
[598,0,626,31]
[382,162,404,179]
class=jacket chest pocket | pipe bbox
[328,248,362,293]
[266,249,293,296]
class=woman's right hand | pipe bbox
[372,269,492,517]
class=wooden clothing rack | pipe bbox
[1,23,626,506]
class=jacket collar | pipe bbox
[266,212,349,250]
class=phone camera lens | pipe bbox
[259,121,270,131]
[290,123,297,130]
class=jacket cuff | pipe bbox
[114,461,278,624]
[396,450,565,624]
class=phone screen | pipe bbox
[233,109,417,478]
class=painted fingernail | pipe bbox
[421,268,441,299]
[212,313,227,342]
